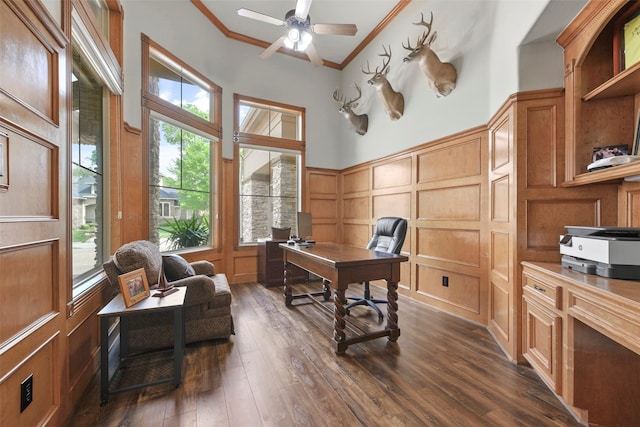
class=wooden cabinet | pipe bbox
[522,262,640,426]
[257,240,307,287]
[522,272,563,393]
[557,0,640,185]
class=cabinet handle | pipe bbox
[533,284,546,293]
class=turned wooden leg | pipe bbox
[284,263,293,306]
[332,288,347,352]
[322,279,331,301]
[386,280,400,342]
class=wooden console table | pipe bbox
[97,287,186,404]
[280,242,408,354]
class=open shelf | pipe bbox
[563,160,640,186]
[583,61,640,101]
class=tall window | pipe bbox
[72,48,105,286]
[70,0,122,293]
[143,37,221,252]
[235,95,305,244]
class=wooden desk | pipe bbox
[280,242,408,354]
[97,287,186,404]
[522,262,640,425]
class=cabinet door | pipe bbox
[523,292,563,394]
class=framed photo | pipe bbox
[592,144,629,162]
[117,268,150,307]
[613,2,640,73]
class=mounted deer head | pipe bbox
[362,45,404,121]
[403,12,457,97]
[332,84,368,136]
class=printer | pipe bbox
[559,226,640,280]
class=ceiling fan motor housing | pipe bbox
[285,9,311,30]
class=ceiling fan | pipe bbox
[237,0,358,66]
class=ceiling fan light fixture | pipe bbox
[296,31,312,52]
[288,27,300,43]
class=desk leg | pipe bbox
[332,288,348,354]
[100,316,109,405]
[283,263,293,306]
[173,306,184,387]
[386,280,400,342]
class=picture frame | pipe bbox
[117,268,151,307]
[613,1,640,73]
[592,144,629,162]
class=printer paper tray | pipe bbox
[562,256,640,280]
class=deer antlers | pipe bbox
[402,11,457,97]
[332,84,368,135]
[332,84,362,109]
[402,11,435,52]
[361,45,392,77]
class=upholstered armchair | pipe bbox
[103,240,233,354]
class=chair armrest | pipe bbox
[190,260,215,276]
[170,275,216,306]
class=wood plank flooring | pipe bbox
[67,281,582,426]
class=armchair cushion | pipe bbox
[113,240,162,286]
[163,254,196,281]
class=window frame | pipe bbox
[68,0,123,300]
[141,35,222,255]
[233,94,306,248]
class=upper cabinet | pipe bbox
[558,0,640,185]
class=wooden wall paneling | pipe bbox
[409,131,487,324]
[0,1,69,424]
[372,155,411,189]
[120,123,145,244]
[306,168,340,243]
[342,167,370,194]
[341,165,371,247]
[487,101,516,359]
[619,181,640,226]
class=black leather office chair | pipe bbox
[345,217,407,320]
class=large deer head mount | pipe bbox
[362,45,404,121]
[403,12,457,98]
[332,84,368,136]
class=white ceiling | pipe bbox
[197,0,588,68]
[198,0,402,66]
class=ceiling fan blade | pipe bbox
[238,8,284,27]
[295,0,312,20]
[259,36,287,59]
[312,23,358,36]
[305,42,323,67]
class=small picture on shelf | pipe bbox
[592,144,629,162]
[634,111,640,156]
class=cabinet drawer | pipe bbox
[523,295,563,394]
[523,273,562,310]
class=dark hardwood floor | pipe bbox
[68,281,582,426]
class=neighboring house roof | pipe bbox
[159,187,180,201]
[72,176,97,200]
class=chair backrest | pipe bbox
[366,217,407,255]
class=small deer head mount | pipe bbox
[362,45,404,121]
[403,11,457,98]
[332,84,369,136]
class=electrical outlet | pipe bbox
[442,276,449,287]
[21,374,33,413]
